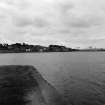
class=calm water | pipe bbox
[0,52,105,105]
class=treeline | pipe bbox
[0,43,78,53]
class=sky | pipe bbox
[0,0,105,48]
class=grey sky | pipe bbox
[0,0,105,48]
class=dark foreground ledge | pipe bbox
[0,65,68,105]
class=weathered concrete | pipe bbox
[0,65,68,105]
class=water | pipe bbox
[0,52,105,105]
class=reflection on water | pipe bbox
[0,52,105,105]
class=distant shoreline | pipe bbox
[0,50,105,54]
[0,43,105,53]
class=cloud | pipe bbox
[59,0,105,28]
[0,0,105,48]
[13,16,50,28]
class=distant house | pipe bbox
[26,49,31,52]
[32,45,48,52]
[48,45,70,52]
[8,45,13,50]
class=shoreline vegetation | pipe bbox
[0,43,105,53]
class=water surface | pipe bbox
[0,52,105,105]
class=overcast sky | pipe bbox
[0,0,105,48]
